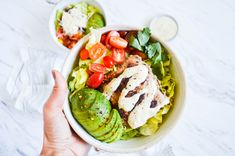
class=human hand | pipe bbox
[41,70,90,156]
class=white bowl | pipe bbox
[49,0,107,51]
[61,26,186,153]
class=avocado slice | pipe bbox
[96,113,119,141]
[91,109,117,137]
[103,117,124,143]
[96,109,123,141]
[70,88,111,131]
[86,13,105,34]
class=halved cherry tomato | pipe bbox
[105,31,120,48]
[109,36,128,49]
[103,56,115,68]
[89,63,106,73]
[87,72,104,88]
[112,48,126,64]
[80,49,89,60]
[131,50,148,60]
[89,43,106,60]
[101,34,106,44]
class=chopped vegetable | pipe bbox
[87,72,104,88]
[89,43,106,60]
[112,48,126,63]
[109,36,128,49]
[68,68,89,92]
[103,56,115,68]
[80,49,90,60]
[129,36,143,51]
[106,31,120,48]
[89,63,106,73]
[86,13,105,34]
[137,27,151,46]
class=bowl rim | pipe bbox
[48,0,108,52]
[61,25,187,153]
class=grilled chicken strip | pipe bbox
[102,55,169,129]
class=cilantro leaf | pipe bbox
[145,43,158,58]
[151,42,162,65]
[129,35,143,51]
[137,27,151,46]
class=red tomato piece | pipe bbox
[112,48,126,64]
[103,56,115,68]
[109,36,128,49]
[105,31,120,48]
[101,34,106,44]
[89,63,106,73]
[131,50,148,60]
[89,43,106,60]
[87,72,104,88]
[80,49,89,60]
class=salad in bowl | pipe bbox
[62,26,186,152]
[50,0,106,49]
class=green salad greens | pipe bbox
[55,2,105,33]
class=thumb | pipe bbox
[43,70,67,116]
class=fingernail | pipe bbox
[52,70,56,80]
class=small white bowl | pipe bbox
[49,0,107,51]
[61,26,186,153]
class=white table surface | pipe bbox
[1,0,235,155]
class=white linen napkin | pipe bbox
[6,47,66,113]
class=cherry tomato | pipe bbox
[112,48,126,63]
[89,63,106,73]
[109,36,128,49]
[89,43,106,60]
[105,31,120,48]
[101,34,106,44]
[87,72,104,88]
[131,50,148,60]
[80,49,89,60]
[103,56,115,68]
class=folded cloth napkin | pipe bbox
[5,47,175,156]
[6,47,67,113]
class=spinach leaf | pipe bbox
[137,27,151,46]
[129,35,143,51]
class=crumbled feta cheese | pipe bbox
[60,7,88,36]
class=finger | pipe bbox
[44,70,67,114]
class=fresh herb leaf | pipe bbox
[145,43,158,58]
[129,35,143,51]
[151,61,165,80]
[137,27,151,46]
[151,42,162,65]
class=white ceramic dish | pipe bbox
[49,0,107,51]
[61,26,186,153]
